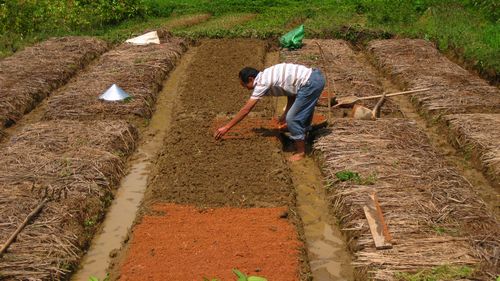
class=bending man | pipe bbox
[214,63,325,161]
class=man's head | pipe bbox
[239,67,259,90]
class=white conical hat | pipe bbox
[99,84,131,101]
[125,31,160,45]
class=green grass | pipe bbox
[1,0,498,82]
[395,265,474,281]
[335,170,377,185]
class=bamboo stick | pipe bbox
[0,198,48,257]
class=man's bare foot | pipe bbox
[288,153,305,162]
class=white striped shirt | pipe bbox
[250,63,312,100]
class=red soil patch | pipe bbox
[119,204,301,281]
[212,114,327,140]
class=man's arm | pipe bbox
[214,98,259,140]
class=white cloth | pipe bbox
[250,63,312,100]
[126,31,160,45]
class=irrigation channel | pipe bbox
[1,36,498,281]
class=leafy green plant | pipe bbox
[88,273,109,281]
[335,170,377,185]
[233,269,267,281]
[335,170,361,182]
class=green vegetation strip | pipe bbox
[1,1,497,82]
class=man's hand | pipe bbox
[278,114,286,124]
[277,114,287,131]
[214,125,230,140]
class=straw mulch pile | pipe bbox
[367,39,500,118]
[0,37,108,127]
[314,119,499,280]
[44,36,187,121]
[281,39,400,115]
[0,120,138,280]
[444,113,500,188]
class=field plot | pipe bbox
[0,120,137,280]
[445,114,500,188]
[314,119,500,280]
[145,39,292,208]
[368,39,500,118]
[44,37,186,121]
[118,39,306,281]
[0,37,108,127]
[120,204,301,281]
[281,39,400,115]
[147,40,291,207]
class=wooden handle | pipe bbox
[358,88,431,101]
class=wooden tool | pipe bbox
[333,88,431,108]
[315,41,333,121]
[363,192,393,250]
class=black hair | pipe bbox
[239,67,259,83]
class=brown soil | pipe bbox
[211,114,327,140]
[119,204,301,281]
[117,39,310,280]
[145,39,293,208]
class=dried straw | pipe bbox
[281,39,400,115]
[367,39,500,118]
[44,37,187,121]
[0,37,109,127]
[314,119,499,280]
[444,113,500,188]
[0,120,138,280]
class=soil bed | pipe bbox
[0,120,137,280]
[146,39,291,208]
[314,118,499,280]
[44,36,187,121]
[118,39,309,280]
[119,204,301,281]
[367,39,500,119]
[0,37,108,128]
[444,113,500,189]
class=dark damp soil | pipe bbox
[145,39,294,208]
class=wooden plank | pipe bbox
[363,192,392,250]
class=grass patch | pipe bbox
[1,1,498,82]
[335,170,377,185]
[395,265,473,281]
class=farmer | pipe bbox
[214,63,325,161]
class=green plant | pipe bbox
[335,170,377,185]
[233,269,267,281]
[335,170,361,182]
[395,265,473,281]
[84,218,96,227]
[88,273,109,281]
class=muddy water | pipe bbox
[267,50,353,280]
[289,159,354,281]
[71,48,195,281]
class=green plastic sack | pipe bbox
[279,24,304,50]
